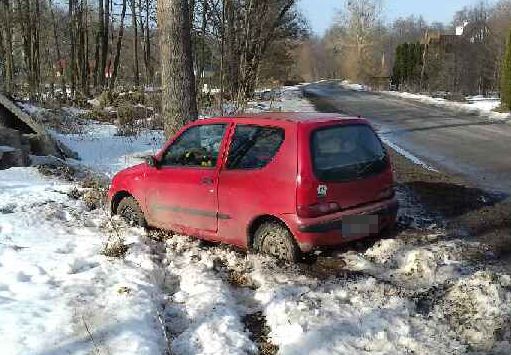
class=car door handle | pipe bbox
[201,177,214,185]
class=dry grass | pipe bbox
[37,164,77,181]
[101,236,129,258]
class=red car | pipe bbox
[108,113,398,261]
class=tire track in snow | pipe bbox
[155,233,258,354]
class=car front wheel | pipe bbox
[254,222,300,262]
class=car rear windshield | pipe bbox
[311,124,388,182]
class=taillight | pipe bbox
[297,201,341,218]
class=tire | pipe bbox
[116,196,146,227]
[254,222,300,262]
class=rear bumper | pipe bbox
[283,197,398,252]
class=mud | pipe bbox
[388,147,511,273]
[242,311,278,355]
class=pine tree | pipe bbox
[501,29,511,110]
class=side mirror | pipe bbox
[145,155,160,169]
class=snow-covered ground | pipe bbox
[158,231,511,354]
[246,85,317,113]
[384,91,509,120]
[2,85,511,354]
[56,123,164,178]
[338,80,369,92]
[338,80,511,121]
[0,168,165,354]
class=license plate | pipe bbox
[342,215,379,239]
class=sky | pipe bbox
[298,0,498,35]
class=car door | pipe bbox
[218,123,295,247]
[145,123,228,234]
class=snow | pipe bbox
[16,101,48,116]
[152,231,511,354]
[0,168,165,354]
[248,232,511,353]
[379,136,438,172]
[2,85,511,354]
[0,146,16,153]
[339,80,369,92]
[163,236,257,354]
[434,271,511,351]
[251,259,464,354]
[337,80,511,120]
[246,85,317,113]
[383,91,510,120]
[56,122,164,177]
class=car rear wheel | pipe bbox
[117,196,146,227]
[254,222,300,262]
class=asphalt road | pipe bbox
[304,81,511,195]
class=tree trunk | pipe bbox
[17,0,36,99]
[219,0,225,115]
[144,0,152,83]
[33,0,40,97]
[95,0,104,87]
[49,0,66,94]
[84,0,89,95]
[1,0,14,94]
[69,0,76,97]
[158,0,198,137]
[197,0,207,106]
[101,0,110,88]
[77,0,87,95]
[109,0,127,90]
[131,0,140,87]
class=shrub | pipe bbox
[82,108,113,123]
[145,92,162,114]
[116,105,138,136]
[102,235,129,258]
[98,90,115,108]
[501,29,511,111]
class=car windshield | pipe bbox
[311,124,387,181]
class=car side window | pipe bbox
[226,125,284,169]
[160,124,227,168]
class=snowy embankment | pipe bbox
[0,168,165,354]
[2,85,511,354]
[156,230,511,354]
[339,80,511,121]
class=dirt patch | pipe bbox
[389,149,502,218]
[387,147,511,273]
[37,163,77,181]
[242,311,279,355]
[227,269,257,289]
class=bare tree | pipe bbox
[48,0,66,94]
[101,0,110,89]
[68,0,77,97]
[335,0,384,81]
[144,0,153,83]
[131,0,140,87]
[109,0,128,90]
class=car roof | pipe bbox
[202,112,368,126]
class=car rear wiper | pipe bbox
[355,155,386,176]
